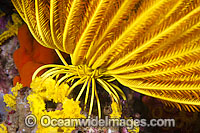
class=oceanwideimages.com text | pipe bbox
[38,116,175,129]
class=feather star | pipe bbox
[11,0,200,117]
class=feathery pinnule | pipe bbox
[12,0,26,21]
[12,0,200,116]
[50,0,72,51]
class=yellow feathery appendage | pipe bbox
[11,0,200,115]
[0,13,23,46]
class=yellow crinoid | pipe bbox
[12,0,200,118]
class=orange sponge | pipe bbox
[13,24,59,87]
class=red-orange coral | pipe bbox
[13,25,60,87]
